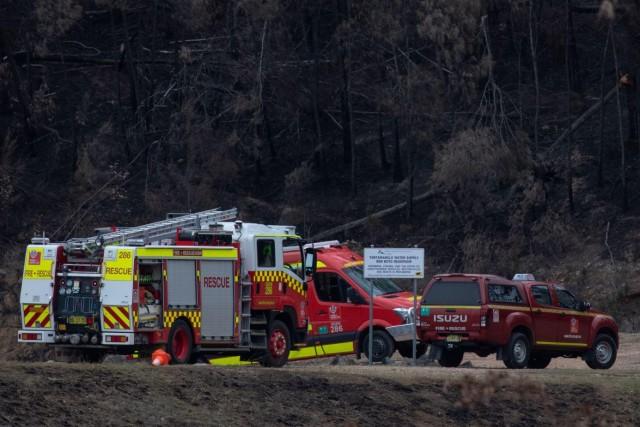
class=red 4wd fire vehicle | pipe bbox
[418,273,619,369]
[283,241,426,362]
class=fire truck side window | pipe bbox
[257,239,275,268]
[314,272,350,303]
[531,285,552,306]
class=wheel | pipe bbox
[585,334,617,369]
[167,319,193,364]
[397,342,427,359]
[362,330,394,363]
[260,320,291,367]
[503,332,530,369]
[527,352,551,369]
[438,348,464,367]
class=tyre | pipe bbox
[167,319,193,364]
[362,330,395,363]
[438,348,464,367]
[527,352,551,369]
[260,320,291,367]
[503,332,530,369]
[585,334,617,369]
[397,342,427,359]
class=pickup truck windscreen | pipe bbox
[343,266,402,296]
[423,281,481,306]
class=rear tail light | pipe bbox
[20,333,42,341]
[105,335,128,343]
[86,317,94,325]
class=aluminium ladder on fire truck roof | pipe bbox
[64,207,238,253]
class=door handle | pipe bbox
[533,309,541,314]
[560,312,566,317]
[318,310,327,315]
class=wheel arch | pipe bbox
[273,308,296,344]
[595,327,618,347]
[511,324,533,344]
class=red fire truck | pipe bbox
[18,209,318,366]
[283,242,426,362]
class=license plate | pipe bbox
[68,316,86,325]
[446,335,462,343]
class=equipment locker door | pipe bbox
[200,260,235,339]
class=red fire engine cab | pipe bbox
[284,241,427,362]
[18,208,316,366]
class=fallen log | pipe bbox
[310,189,437,241]
[545,85,617,154]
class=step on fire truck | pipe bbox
[18,208,317,366]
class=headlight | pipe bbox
[393,308,414,324]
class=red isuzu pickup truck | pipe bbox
[417,273,619,369]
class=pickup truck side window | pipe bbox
[488,284,523,304]
[531,285,552,306]
[314,272,350,303]
[555,288,579,310]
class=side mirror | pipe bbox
[304,249,317,277]
[346,287,366,305]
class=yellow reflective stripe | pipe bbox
[102,309,119,328]
[207,341,356,365]
[422,305,482,310]
[209,356,253,366]
[536,341,588,347]
[111,307,130,327]
[533,307,599,317]
[289,341,355,360]
[35,309,50,324]
[136,247,238,259]
[487,304,531,312]
[24,311,37,325]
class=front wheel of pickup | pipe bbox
[503,332,530,369]
[585,334,617,370]
[438,348,464,367]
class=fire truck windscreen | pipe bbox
[343,266,402,296]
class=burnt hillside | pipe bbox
[1,0,640,346]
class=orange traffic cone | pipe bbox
[151,349,171,366]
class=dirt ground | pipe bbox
[0,335,639,426]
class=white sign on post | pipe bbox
[363,248,424,279]
[364,247,425,367]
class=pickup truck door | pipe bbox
[552,286,590,348]
[527,285,558,346]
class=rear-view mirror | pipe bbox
[304,249,316,277]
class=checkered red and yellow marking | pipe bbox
[164,310,201,328]
[102,305,131,330]
[252,270,306,297]
[22,304,51,328]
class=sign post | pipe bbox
[364,247,425,366]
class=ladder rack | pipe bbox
[66,207,237,253]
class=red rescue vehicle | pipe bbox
[417,273,619,369]
[18,209,319,366]
[284,241,426,362]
